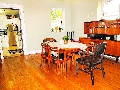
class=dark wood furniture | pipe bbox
[76,43,107,85]
[84,19,120,35]
[82,19,120,63]
[79,37,120,63]
[43,38,57,42]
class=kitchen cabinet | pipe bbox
[84,19,120,35]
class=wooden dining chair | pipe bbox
[50,47,73,74]
[40,43,48,65]
[66,48,81,68]
[43,38,57,43]
[56,49,67,73]
[40,43,53,70]
[50,47,65,73]
[59,49,78,75]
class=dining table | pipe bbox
[47,41,88,71]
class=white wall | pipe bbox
[97,0,103,20]
[0,0,71,53]
[0,0,101,54]
[71,0,98,40]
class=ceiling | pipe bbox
[0,8,19,15]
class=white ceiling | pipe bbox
[0,8,19,15]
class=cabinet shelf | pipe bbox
[84,19,120,35]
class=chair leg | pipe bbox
[46,60,49,71]
[66,61,67,75]
[70,60,72,70]
[76,61,79,76]
[0,59,2,63]
[90,66,94,85]
[101,62,105,78]
[56,61,59,73]
[40,56,43,67]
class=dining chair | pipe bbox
[66,48,81,67]
[40,44,65,71]
[40,43,48,65]
[40,43,53,70]
[50,47,73,74]
[76,42,107,85]
[43,38,57,43]
[56,48,66,73]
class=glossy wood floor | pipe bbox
[0,54,120,90]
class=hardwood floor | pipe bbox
[0,54,120,90]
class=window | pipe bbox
[51,8,63,32]
[103,0,120,20]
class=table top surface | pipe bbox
[48,42,87,50]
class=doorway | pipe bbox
[0,3,27,58]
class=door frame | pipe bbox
[0,3,27,55]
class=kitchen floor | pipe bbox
[2,30,23,58]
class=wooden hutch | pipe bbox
[80,19,120,63]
